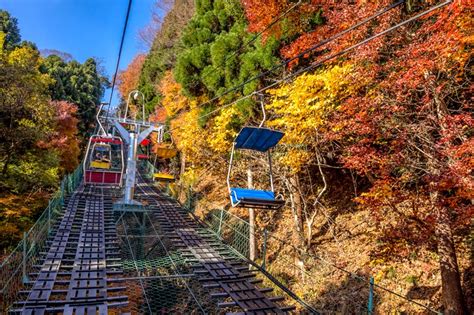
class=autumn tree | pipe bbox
[320,3,471,313]
[138,0,195,113]
[48,101,81,173]
[243,1,472,312]
[0,11,87,249]
[118,54,146,99]
[0,32,57,192]
[241,0,324,43]
[117,54,146,118]
[266,64,361,253]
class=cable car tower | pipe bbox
[107,90,164,207]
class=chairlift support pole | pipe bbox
[112,120,162,206]
[247,168,256,263]
[110,90,163,206]
[124,132,138,204]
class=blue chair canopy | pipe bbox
[230,188,275,204]
[234,127,284,152]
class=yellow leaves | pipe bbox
[181,167,199,187]
[171,105,203,163]
[0,196,29,219]
[8,45,39,69]
[0,32,5,54]
[267,63,356,172]
[279,149,312,174]
[359,182,394,204]
[158,63,359,177]
[159,71,190,116]
[207,106,240,154]
[161,68,242,161]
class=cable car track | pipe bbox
[134,178,297,314]
[9,188,128,314]
[8,177,302,314]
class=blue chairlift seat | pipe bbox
[227,126,285,210]
[234,127,284,152]
[229,188,285,210]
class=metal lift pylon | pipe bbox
[108,90,164,210]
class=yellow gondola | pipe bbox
[152,146,177,182]
[90,144,112,170]
[90,160,111,169]
[153,173,175,181]
[152,121,179,182]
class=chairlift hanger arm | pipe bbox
[112,120,130,145]
[96,103,107,136]
[138,125,163,145]
[124,90,146,121]
[227,143,236,193]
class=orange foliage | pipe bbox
[40,101,80,172]
[324,2,473,237]
[241,0,287,35]
[117,54,146,99]
[0,191,49,248]
[157,71,190,116]
[281,0,399,64]
[149,107,167,123]
[242,0,401,66]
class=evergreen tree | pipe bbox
[0,10,20,50]
[174,0,280,118]
[40,56,107,136]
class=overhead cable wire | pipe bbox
[106,0,133,118]
[165,0,451,136]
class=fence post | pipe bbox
[60,180,65,206]
[68,175,72,193]
[262,228,267,270]
[217,209,224,237]
[22,232,28,284]
[368,276,374,314]
[47,201,51,235]
[185,186,191,209]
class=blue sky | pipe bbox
[0,0,156,105]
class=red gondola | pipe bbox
[83,135,124,186]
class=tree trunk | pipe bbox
[434,197,467,314]
[289,175,307,281]
[428,81,467,314]
[180,151,186,177]
[2,150,11,175]
[290,175,305,249]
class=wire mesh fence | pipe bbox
[0,165,83,311]
[191,204,441,314]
